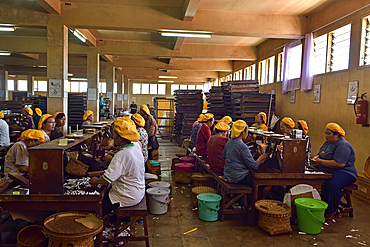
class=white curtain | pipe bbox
[282,39,302,94]
[301,33,314,92]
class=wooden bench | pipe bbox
[338,184,358,217]
[112,197,149,247]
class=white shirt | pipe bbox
[41,129,50,142]
[0,119,10,147]
[103,142,145,207]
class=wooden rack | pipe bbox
[68,92,87,131]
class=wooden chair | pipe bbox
[338,184,358,217]
[113,197,149,247]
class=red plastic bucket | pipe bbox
[175,163,195,173]
[179,156,196,164]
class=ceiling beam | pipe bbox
[183,0,202,21]
[76,29,97,47]
[35,0,61,14]
[120,68,218,78]
[0,5,49,26]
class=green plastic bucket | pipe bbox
[197,193,222,221]
[295,198,328,234]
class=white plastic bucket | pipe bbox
[148,181,171,190]
[146,188,170,215]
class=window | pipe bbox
[99,82,106,93]
[133,83,141,94]
[277,52,284,81]
[171,84,179,95]
[80,82,87,92]
[150,84,157,94]
[258,56,275,85]
[38,80,47,91]
[188,85,196,90]
[234,69,242,81]
[18,80,27,91]
[65,81,71,92]
[114,82,117,94]
[258,60,267,85]
[244,64,256,80]
[328,24,351,72]
[179,84,187,90]
[196,84,204,91]
[141,84,149,94]
[122,83,125,94]
[267,56,275,84]
[71,81,79,92]
[7,80,14,91]
[158,84,166,95]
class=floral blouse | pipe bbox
[4,141,29,182]
[137,127,148,162]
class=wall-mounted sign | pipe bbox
[117,94,123,101]
[88,88,97,100]
[314,84,321,103]
[347,80,359,104]
[49,79,62,98]
[290,90,296,103]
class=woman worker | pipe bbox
[218,115,233,137]
[0,112,10,147]
[131,113,148,162]
[50,112,66,141]
[139,105,159,151]
[82,110,94,125]
[195,113,214,156]
[296,120,311,166]
[4,129,44,182]
[89,118,145,215]
[251,112,268,131]
[33,108,42,130]
[277,117,295,151]
[222,120,268,185]
[190,114,204,150]
[22,107,35,130]
[38,114,55,142]
[207,121,230,176]
[311,123,357,221]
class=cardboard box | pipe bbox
[353,173,370,204]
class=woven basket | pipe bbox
[171,158,180,171]
[175,171,192,184]
[17,225,48,247]
[65,158,89,177]
[191,186,218,207]
[255,200,292,235]
[151,165,161,176]
[0,176,6,188]
[192,173,213,187]
[365,155,370,178]
[66,151,79,160]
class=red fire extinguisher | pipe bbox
[355,92,368,125]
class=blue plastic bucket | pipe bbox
[197,193,222,221]
[295,198,328,234]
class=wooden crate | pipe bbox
[353,173,370,204]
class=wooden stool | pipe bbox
[338,184,358,217]
[113,197,149,247]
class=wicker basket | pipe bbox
[66,151,79,160]
[171,158,180,171]
[174,171,192,184]
[191,186,218,207]
[65,158,89,177]
[192,173,213,186]
[365,155,370,178]
[0,176,6,188]
[17,225,48,247]
[255,200,292,235]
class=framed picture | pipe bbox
[314,84,321,103]
[347,80,358,104]
[49,79,62,98]
[87,88,97,100]
[290,90,296,103]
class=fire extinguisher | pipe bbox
[354,92,368,125]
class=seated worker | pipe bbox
[22,107,35,130]
[33,108,42,130]
[131,113,148,162]
[82,110,94,125]
[0,111,10,147]
[50,112,66,141]
[4,129,44,182]
[89,118,145,215]
[251,112,268,131]
[277,117,295,151]
[311,123,357,221]
[207,121,230,176]
[222,120,268,185]
[38,114,55,142]
[190,114,204,150]
[140,105,159,151]
[196,113,214,156]
[218,115,233,137]
[296,120,311,166]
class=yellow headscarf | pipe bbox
[38,114,52,130]
[326,122,345,137]
[215,121,230,132]
[282,117,295,129]
[83,110,93,121]
[258,112,267,124]
[21,129,45,142]
[114,118,140,142]
[114,117,125,124]
[203,113,214,122]
[24,107,33,116]
[220,116,232,125]
[140,105,150,115]
[35,108,42,116]
[132,113,145,127]
[197,114,205,122]
[231,120,247,138]
[0,112,4,119]
[297,120,308,135]
[53,112,63,120]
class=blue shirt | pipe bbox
[222,138,259,183]
[317,138,357,179]
[190,124,201,149]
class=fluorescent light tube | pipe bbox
[68,73,73,77]
[71,78,87,81]
[159,76,178,79]
[0,27,15,32]
[160,32,211,38]
[71,29,87,43]
[158,80,174,83]
[0,52,11,56]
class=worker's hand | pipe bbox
[260,153,269,160]
[277,144,283,151]
[89,177,99,185]
[310,156,320,165]
[152,136,156,142]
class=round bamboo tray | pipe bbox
[365,155,370,178]
[65,158,89,177]
[191,186,218,207]
[17,225,48,247]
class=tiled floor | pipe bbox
[128,137,370,247]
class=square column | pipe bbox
[116,70,123,110]
[0,69,8,100]
[106,64,115,116]
[124,75,130,110]
[87,52,100,122]
[27,74,34,96]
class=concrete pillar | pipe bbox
[106,64,115,116]
[87,52,100,122]
[116,70,123,110]
[0,69,8,100]
[124,75,130,109]
[47,16,68,134]
[27,74,34,96]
